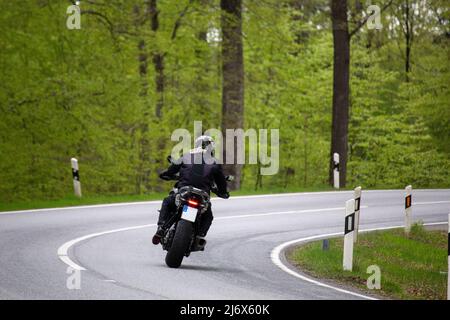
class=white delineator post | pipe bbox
[447,214,449,300]
[405,185,412,234]
[71,158,82,197]
[333,152,340,189]
[353,186,362,243]
[343,199,355,271]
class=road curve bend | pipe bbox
[0,189,448,299]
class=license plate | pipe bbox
[181,205,198,222]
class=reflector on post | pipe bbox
[333,153,340,189]
[343,199,355,271]
[447,214,449,300]
[71,158,82,198]
[353,186,362,243]
[405,185,412,234]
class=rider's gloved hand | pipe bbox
[218,192,230,199]
[159,171,171,180]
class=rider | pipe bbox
[152,135,230,245]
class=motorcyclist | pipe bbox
[152,135,229,245]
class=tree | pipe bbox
[1,0,448,202]
[329,0,350,187]
[149,0,165,118]
[329,0,393,187]
[220,0,244,189]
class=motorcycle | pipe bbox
[158,156,233,268]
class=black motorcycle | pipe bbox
[159,156,232,268]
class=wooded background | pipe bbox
[0,0,448,202]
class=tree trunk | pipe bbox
[220,0,244,190]
[404,0,411,82]
[134,5,148,97]
[329,0,350,188]
[133,4,150,193]
[149,0,165,118]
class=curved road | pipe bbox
[0,189,449,300]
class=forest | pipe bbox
[0,0,449,203]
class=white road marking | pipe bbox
[57,224,156,271]
[270,221,447,301]
[3,192,355,215]
[3,189,448,215]
[415,201,450,205]
[57,206,367,271]
[0,201,162,215]
[59,255,85,271]
[217,206,367,220]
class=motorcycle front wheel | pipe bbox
[165,220,193,268]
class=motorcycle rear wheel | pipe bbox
[165,220,193,268]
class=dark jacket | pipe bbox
[160,151,228,196]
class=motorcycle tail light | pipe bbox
[188,199,199,207]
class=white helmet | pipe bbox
[194,135,215,152]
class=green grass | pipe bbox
[0,186,335,212]
[288,223,448,300]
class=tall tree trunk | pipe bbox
[134,5,148,97]
[220,0,244,190]
[329,0,350,188]
[149,0,165,118]
[404,0,411,82]
[134,4,150,193]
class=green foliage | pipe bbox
[347,12,450,189]
[0,0,448,202]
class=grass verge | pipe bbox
[0,186,334,212]
[288,223,448,300]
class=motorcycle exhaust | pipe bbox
[194,236,207,251]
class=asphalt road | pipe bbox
[0,189,449,300]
